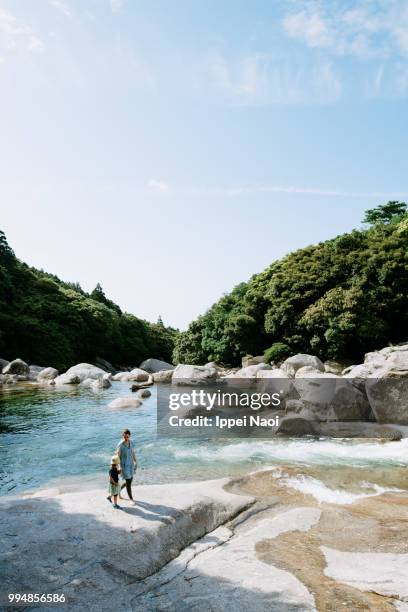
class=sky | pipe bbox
[0,0,407,329]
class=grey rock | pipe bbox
[172,364,218,385]
[232,363,271,378]
[137,388,151,399]
[241,355,266,368]
[139,358,174,373]
[113,368,150,382]
[277,415,317,436]
[108,397,142,408]
[281,354,324,378]
[2,358,29,376]
[37,367,59,381]
[152,369,174,383]
[54,372,81,385]
[94,357,116,373]
[55,363,106,385]
[0,479,254,611]
[0,357,9,371]
[366,376,408,424]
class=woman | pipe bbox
[116,428,137,502]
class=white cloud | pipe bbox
[0,9,45,54]
[48,0,71,18]
[110,0,127,14]
[147,179,170,194]
[220,185,408,199]
[282,1,408,59]
[283,12,332,48]
[201,51,342,105]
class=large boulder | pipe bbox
[55,363,106,385]
[172,364,217,385]
[113,368,150,382]
[139,358,174,373]
[276,415,317,436]
[0,358,9,371]
[94,357,116,373]
[281,354,324,378]
[241,355,265,368]
[366,376,408,424]
[295,366,327,378]
[231,363,271,378]
[37,367,59,381]
[2,358,29,376]
[92,374,112,390]
[256,368,289,379]
[108,397,142,409]
[153,369,174,383]
[294,378,370,422]
[54,372,81,385]
[343,343,408,380]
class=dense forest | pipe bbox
[0,232,177,371]
[173,202,408,366]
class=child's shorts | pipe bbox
[108,482,120,496]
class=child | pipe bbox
[107,455,121,509]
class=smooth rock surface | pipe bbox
[37,366,59,381]
[2,358,29,376]
[322,546,408,599]
[108,397,142,409]
[113,368,150,382]
[232,363,271,378]
[172,364,217,385]
[55,363,106,385]
[139,358,174,373]
[0,479,254,610]
[152,369,174,383]
[281,354,324,378]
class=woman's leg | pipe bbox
[125,478,133,500]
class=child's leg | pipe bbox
[113,495,117,505]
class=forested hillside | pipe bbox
[0,232,177,371]
[174,203,408,366]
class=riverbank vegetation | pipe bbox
[173,203,408,366]
[0,232,177,371]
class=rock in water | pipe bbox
[130,378,153,391]
[139,358,174,373]
[112,368,150,382]
[54,372,81,385]
[55,363,106,385]
[108,397,142,409]
[37,367,59,381]
[153,369,174,383]
[2,358,29,376]
[137,388,151,399]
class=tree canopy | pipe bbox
[0,232,177,370]
[173,209,408,365]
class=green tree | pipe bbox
[363,201,407,226]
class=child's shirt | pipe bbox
[109,466,119,483]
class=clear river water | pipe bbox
[1,382,407,499]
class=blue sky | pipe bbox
[0,0,407,329]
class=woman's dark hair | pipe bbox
[123,429,131,436]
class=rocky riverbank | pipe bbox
[1,467,407,611]
[1,341,408,426]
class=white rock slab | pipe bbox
[322,546,408,599]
